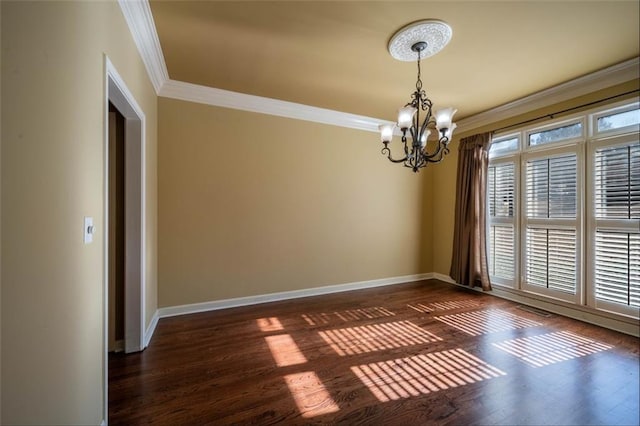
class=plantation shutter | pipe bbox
[593,142,640,308]
[524,154,578,294]
[488,162,515,280]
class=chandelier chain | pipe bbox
[415,50,423,91]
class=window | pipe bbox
[529,122,582,147]
[522,141,582,303]
[589,132,639,316]
[488,100,639,318]
[488,136,518,286]
[489,136,518,159]
[596,108,640,134]
[488,161,516,282]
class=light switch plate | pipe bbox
[84,216,94,244]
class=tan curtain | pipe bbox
[450,132,492,291]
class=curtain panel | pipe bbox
[450,132,492,291]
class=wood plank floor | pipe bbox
[109,280,640,425]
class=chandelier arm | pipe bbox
[423,147,442,161]
[381,144,409,164]
[422,144,443,161]
[422,139,450,162]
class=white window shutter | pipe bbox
[524,154,578,295]
[593,142,640,308]
[488,162,516,282]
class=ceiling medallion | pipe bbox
[388,20,453,61]
[379,19,457,173]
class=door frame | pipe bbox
[103,56,147,421]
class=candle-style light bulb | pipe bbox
[397,106,417,130]
[379,124,395,143]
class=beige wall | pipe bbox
[1,1,634,423]
[158,98,432,307]
[1,1,157,424]
[430,80,640,277]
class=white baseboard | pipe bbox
[430,273,639,337]
[144,310,159,348]
[144,271,638,346]
[431,272,456,284]
[157,273,434,319]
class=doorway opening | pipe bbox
[105,59,145,354]
[104,57,147,422]
[108,103,126,353]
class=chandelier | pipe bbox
[379,20,457,173]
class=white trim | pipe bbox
[431,272,456,284]
[102,59,110,426]
[118,0,638,136]
[142,271,638,348]
[159,79,386,133]
[488,285,639,337]
[117,0,169,94]
[144,310,159,348]
[457,58,640,134]
[106,59,147,354]
[519,141,585,305]
[430,274,638,336]
[158,273,433,318]
[586,132,640,318]
[104,55,148,423]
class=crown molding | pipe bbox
[456,57,640,134]
[116,0,389,133]
[118,0,169,94]
[119,0,637,136]
[160,79,386,133]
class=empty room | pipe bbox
[1,1,639,425]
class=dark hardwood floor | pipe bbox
[109,280,640,425]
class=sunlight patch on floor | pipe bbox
[257,317,284,332]
[302,307,395,326]
[352,348,506,402]
[318,320,442,356]
[408,299,481,314]
[284,372,340,418]
[434,309,541,336]
[492,330,613,367]
[265,334,308,367]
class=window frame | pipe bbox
[586,132,639,317]
[487,99,639,320]
[591,103,640,139]
[520,142,584,304]
[487,155,520,287]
